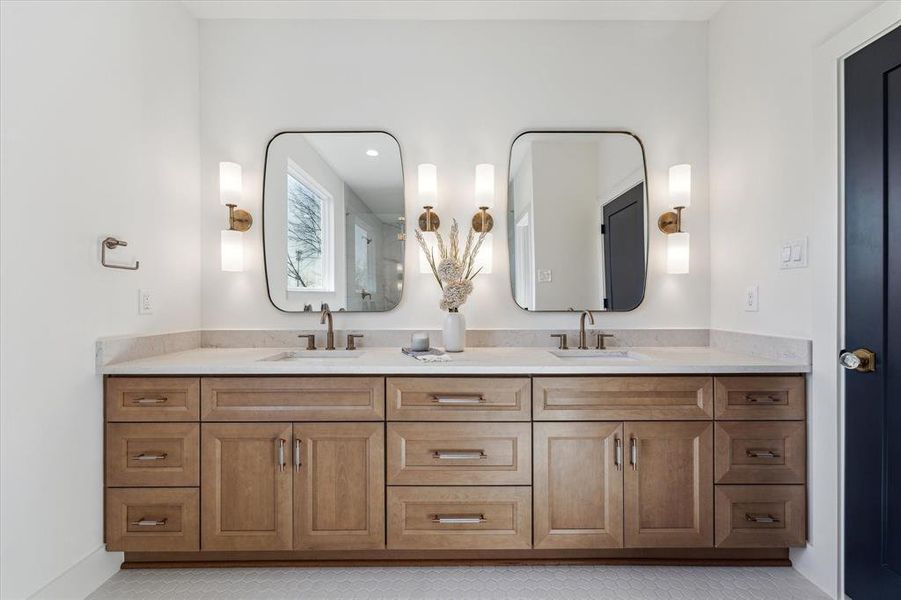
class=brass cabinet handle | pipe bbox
[630,437,638,470]
[131,518,167,527]
[278,439,286,472]
[432,395,485,404]
[133,397,168,405]
[431,514,486,524]
[746,449,779,459]
[745,394,781,404]
[745,513,779,524]
[432,450,487,460]
[614,437,623,471]
[133,452,168,461]
[294,438,301,471]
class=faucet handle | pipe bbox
[298,334,316,350]
[550,334,568,350]
[346,334,364,351]
[596,333,615,350]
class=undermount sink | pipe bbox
[549,349,649,361]
[261,350,364,361]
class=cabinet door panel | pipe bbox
[294,423,384,550]
[201,423,293,550]
[624,422,713,547]
[534,422,623,548]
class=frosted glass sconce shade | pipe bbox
[219,162,243,206]
[668,163,691,208]
[474,232,493,274]
[417,163,438,208]
[221,229,244,272]
[666,231,690,274]
[474,163,495,209]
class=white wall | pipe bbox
[199,19,710,330]
[708,2,881,597]
[0,2,200,598]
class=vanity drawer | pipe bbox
[715,422,805,484]
[714,376,805,420]
[386,377,530,421]
[387,486,532,549]
[201,377,385,421]
[714,485,806,548]
[105,487,199,552]
[533,376,713,420]
[106,377,200,422]
[387,423,531,485]
[106,423,199,487]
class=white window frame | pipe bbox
[286,159,334,292]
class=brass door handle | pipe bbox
[840,348,876,373]
[278,439,286,472]
[629,437,638,470]
[614,437,623,471]
[294,438,301,471]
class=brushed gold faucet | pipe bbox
[578,310,595,350]
[320,303,335,350]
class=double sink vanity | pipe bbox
[102,341,809,567]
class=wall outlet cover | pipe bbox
[537,269,552,283]
[744,285,759,312]
[139,289,153,315]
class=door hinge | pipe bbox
[603,298,609,309]
[600,224,606,235]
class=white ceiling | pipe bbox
[182,1,725,21]
[303,133,405,222]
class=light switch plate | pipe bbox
[139,289,153,315]
[744,285,759,312]
[780,237,808,269]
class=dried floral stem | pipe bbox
[415,219,487,312]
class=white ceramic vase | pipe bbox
[443,311,466,352]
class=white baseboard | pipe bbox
[28,547,121,600]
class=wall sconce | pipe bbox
[219,161,252,272]
[417,163,439,232]
[472,163,495,233]
[659,164,691,274]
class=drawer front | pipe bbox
[533,376,713,420]
[386,377,530,421]
[201,377,385,421]
[105,488,199,551]
[387,423,531,485]
[387,486,532,549]
[714,376,805,420]
[106,423,199,487]
[715,485,806,548]
[715,422,805,484]
[106,377,200,422]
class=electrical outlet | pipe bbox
[139,289,153,315]
[744,285,759,312]
[537,269,552,283]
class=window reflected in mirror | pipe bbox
[264,132,405,312]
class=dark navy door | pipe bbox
[844,24,901,600]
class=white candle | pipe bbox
[411,332,429,351]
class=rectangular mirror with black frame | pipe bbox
[263,131,405,313]
[507,131,648,312]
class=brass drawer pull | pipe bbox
[133,452,168,461]
[432,450,487,460]
[746,449,780,459]
[431,514,486,524]
[745,394,781,404]
[132,397,168,405]
[130,518,168,527]
[432,395,485,405]
[745,513,779,524]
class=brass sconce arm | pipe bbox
[657,206,684,234]
[226,203,253,232]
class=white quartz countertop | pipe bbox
[101,346,810,375]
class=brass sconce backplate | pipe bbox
[657,211,679,234]
[418,209,440,232]
[230,207,253,232]
[472,210,494,233]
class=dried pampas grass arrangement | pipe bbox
[414,219,487,312]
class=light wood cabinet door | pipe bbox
[624,421,713,547]
[201,423,293,551]
[533,422,623,549]
[293,423,384,550]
